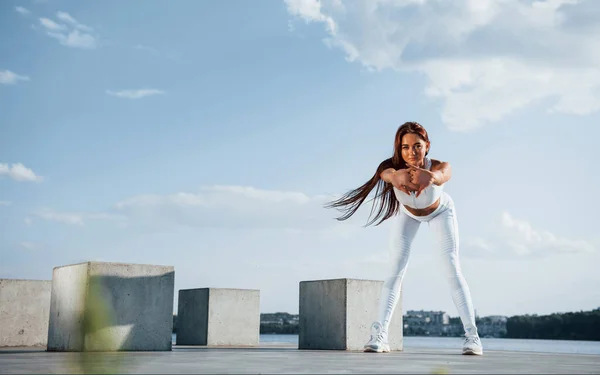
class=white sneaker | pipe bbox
[462,334,483,355]
[363,321,390,353]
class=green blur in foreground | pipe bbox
[68,279,129,374]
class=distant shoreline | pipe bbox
[255,333,600,342]
[172,308,600,342]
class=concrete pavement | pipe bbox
[1,343,599,374]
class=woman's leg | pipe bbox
[428,199,479,338]
[378,209,421,335]
[365,209,421,352]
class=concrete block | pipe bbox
[176,288,260,346]
[299,278,403,351]
[0,279,52,347]
[47,261,175,352]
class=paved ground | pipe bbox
[1,344,599,374]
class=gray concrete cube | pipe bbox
[47,261,175,352]
[299,278,403,351]
[0,279,52,347]
[176,288,260,346]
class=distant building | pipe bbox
[258,310,507,337]
[260,313,299,326]
[406,310,450,325]
[261,320,284,325]
[402,310,507,337]
[403,310,452,336]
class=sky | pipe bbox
[1,0,599,319]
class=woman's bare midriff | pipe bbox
[403,198,440,217]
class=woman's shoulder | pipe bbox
[428,157,449,168]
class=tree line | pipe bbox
[505,309,600,341]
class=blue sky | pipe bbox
[1,0,599,318]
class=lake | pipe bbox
[172,334,600,355]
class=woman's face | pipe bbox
[401,133,429,167]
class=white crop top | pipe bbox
[392,157,444,209]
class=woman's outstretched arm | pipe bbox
[429,159,452,186]
[380,167,419,194]
[406,159,452,197]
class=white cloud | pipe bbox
[20,242,35,250]
[26,185,361,238]
[112,185,342,231]
[463,211,595,258]
[0,163,43,182]
[0,201,11,206]
[500,211,595,255]
[46,29,97,49]
[0,70,30,85]
[15,6,30,15]
[285,0,600,131]
[39,17,66,31]
[285,0,337,34]
[24,217,32,225]
[36,208,84,226]
[55,11,93,32]
[37,13,97,49]
[106,89,166,99]
[208,185,315,204]
[34,208,128,227]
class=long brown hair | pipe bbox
[324,121,430,226]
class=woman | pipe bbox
[325,122,483,356]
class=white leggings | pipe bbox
[377,192,478,337]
